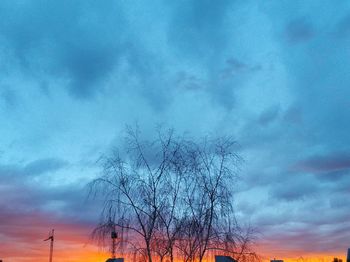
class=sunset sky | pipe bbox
[1,1,350,261]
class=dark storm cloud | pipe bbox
[60,42,121,99]
[269,175,320,201]
[24,158,67,176]
[0,0,228,109]
[0,158,83,235]
[0,160,99,237]
[260,222,350,253]
[270,5,350,151]
[285,18,315,43]
[0,157,94,223]
[168,0,232,59]
[258,106,280,126]
[235,2,350,255]
[295,153,350,173]
[0,0,262,110]
[0,157,67,179]
[0,0,126,99]
[167,0,264,109]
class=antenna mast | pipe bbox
[44,229,54,262]
[111,230,118,259]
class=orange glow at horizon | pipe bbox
[0,236,110,262]
[2,243,347,262]
[261,256,347,262]
[255,244,347,262]
[1,219,348,262]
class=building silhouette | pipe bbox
[106,258,124,262]
[271,259,284,262]
[215,256,237,262]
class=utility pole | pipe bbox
[44,229,54,262]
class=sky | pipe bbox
[1,0,350,261]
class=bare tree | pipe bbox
[154,135,188,262]
[211,219,260,262]
[90,127,185,262]
[176,137,241,262]
[175,216,201,262]
[89,127,256,262]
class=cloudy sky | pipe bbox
[1,0,350,261]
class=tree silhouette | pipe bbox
[89,126,258,262]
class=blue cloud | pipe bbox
[24,158,67,176]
